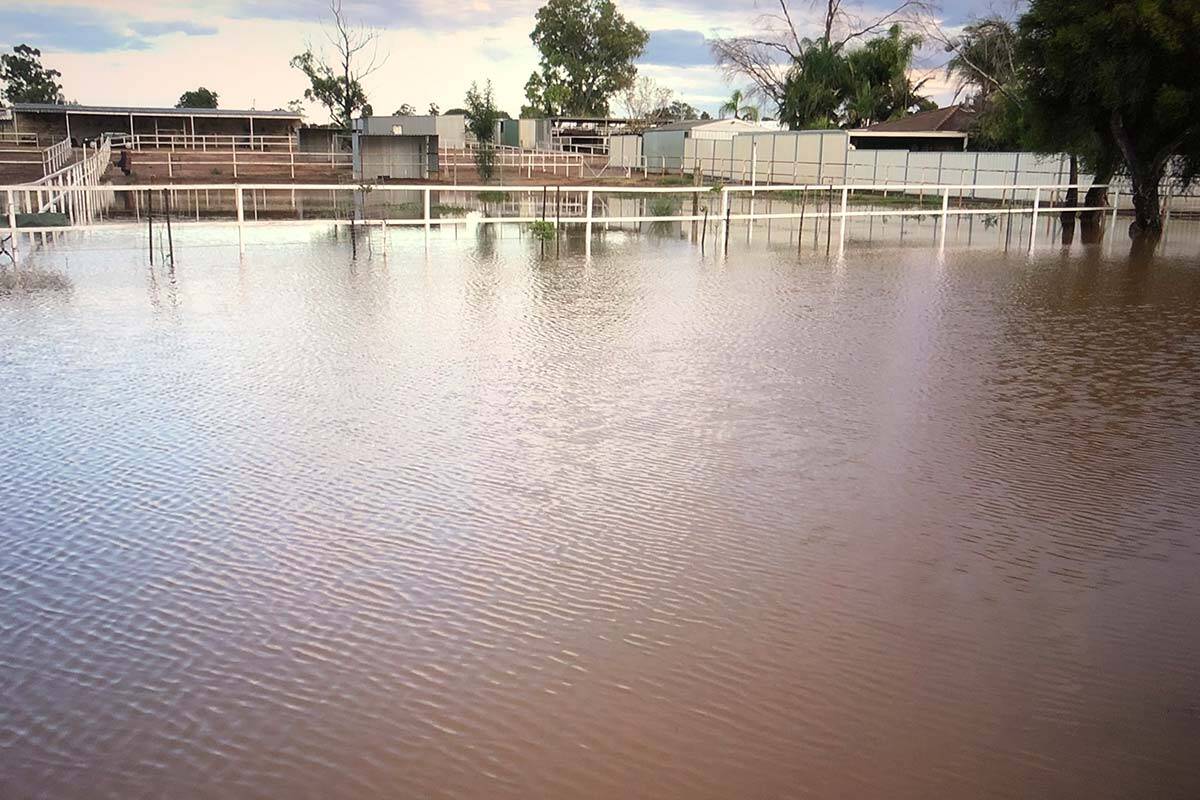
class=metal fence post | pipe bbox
[1110,189,1120,229]
[232,148,238,179]
[424,188,431,233]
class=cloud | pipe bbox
[0,8,150,53]
[0,6,218,53]
[231,0,542,31]
[640,29,712,67]
[129,20,219,37]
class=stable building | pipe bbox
[0,103,302,146]
[351,115,465,181]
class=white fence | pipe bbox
[4,179,1117,265]
[0,136,74,178]
[116,147,352,178]
[107,132,299,152]
[608,131,1101,199]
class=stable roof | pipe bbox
[12,103,301,120]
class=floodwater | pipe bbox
[2,225,1200,799]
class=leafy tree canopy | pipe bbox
[176,87,218,108]
[465,81,502,180]
[943,18,1025,151]
[778,26,930,130]
[291,49,370,128]
[1,44,64,104]
[720,89,759,121]
[1018,0,1200,238]
[523,0,648,117]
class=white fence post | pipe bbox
[236,187,245,255]
[1029,186,1040,251]
[839,186,849,250]
[6,188,18,266]
[424,188,431,233]
[939,187,950,248]
[1110,189,1120,229]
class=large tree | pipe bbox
[524,0,648,117]
[926,16,1026,151]
[176,87,218,108]
[711,0,929,110]
[290,0,384,128]
[0,44,64,104]
[618,75,672,125]
[1018,0,1199,242]
[776,25,930,130]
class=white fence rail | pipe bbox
[0,136,74,177]
[115,148,352,178]
[106,132,300,152]
[5,179,1127,265]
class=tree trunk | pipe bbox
[1128,172,1163,241]
[1109,110,1164,244]
[1060,154,1078,245]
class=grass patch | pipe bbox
[654,174,694,187]
[649,196,679,217]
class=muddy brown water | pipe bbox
[2,227,1199,799]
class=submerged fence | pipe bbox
[5,179,1126,265]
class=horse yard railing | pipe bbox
[5,180,1128,265]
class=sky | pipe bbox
[0,0,1019,121]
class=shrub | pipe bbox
[528,219,556,240]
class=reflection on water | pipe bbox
[2,230,1199,799]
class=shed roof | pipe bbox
[646,118,766,133]
[863,105,974,133]
[12,103,301,119]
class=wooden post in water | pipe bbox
[555,185,561,257]
[724,202,731,254]
[701,207,708,254]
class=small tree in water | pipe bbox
[465,81,501,182]
[1019,0,1200,244]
